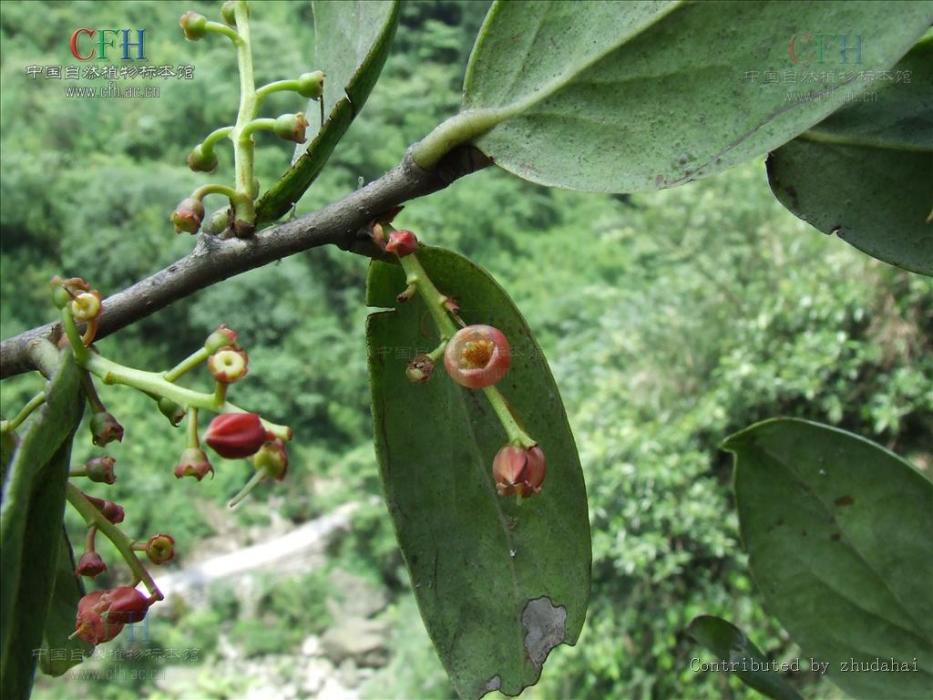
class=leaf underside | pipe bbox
[725,418,933,700]
[366,246,591,699]
[768,37,933,275]
[462,0,932,192]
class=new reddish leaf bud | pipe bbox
[186,144,218,172]
[158,397,187,426]
[70,290,102,322]
[406,354,435,383]
[171,197,205,234]
[90,411,124,447]
[145,533,176,565]
[204,324,238,353]
[85,456,116,484]
[297,70,325,99]
[179,11,208,40]
[85,495,125,524]
[204,412,267,459]
[75,591,124,645]
[385,230,418,257]
[252,439,288,480]
[75,551,107,578]
[174,447,214,481]
[444,325,511,389]
[207,346,249,384]
[493,444,546,497]
[273,113,309,143]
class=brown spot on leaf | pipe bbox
[831,532,841,542]
[834,495,854,507]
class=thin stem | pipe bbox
[80,370,106,413]
[187,407,200,448]
[232,0,258,223]
[240,118,277,140]
[483,385,536,448]
[227,469,266,508]
[255,79,301,108]
[60,307,90,364]
[0,392,46,433]
[192,183,240,202]
[201,125,235,152]
[81,353,291,437]
[85,525,98,553]
[164,347,210,382]
[66,483,163,600]
[398,254,458,338]
[204,20,241,44]
[69,467,88,478]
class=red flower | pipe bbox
[444,325,511,389]
[492,444,546,497]
[204,412,267,459]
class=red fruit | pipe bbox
[444,325,511,389]
[204,412,267,459]
[103,586,151,625]
[90,411,124,447]
[75,551,107,578]
[492,444,546,497]
[385,230,418,257]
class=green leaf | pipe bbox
[724,418,933,700]
[687,615,803,700]
[768,36,933,275]
[0,352,84,699]
[38,530,92,677]
[255,0,400,223]
[366,246,591,699]
[421,0,932,192]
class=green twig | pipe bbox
[0,392,46,433]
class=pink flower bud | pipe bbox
[385,230,418,257]
[204,412,267,459]
[75,551,107,578]
[493,444,546,497]
[406,354,435,383]
[207,346,249,383]
[85,495,125,524]
[171,197,205,234]
[444,325,511,389]
[90,411,124,447]
[204,324,238,353]
[174,447,214,481]
[85,456,116,484]
[252,439,288,480]
[273,113,309,143]
[145,533,176,565]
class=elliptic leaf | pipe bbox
[687,615,803,700]
[440,0,931,192]
[366,246,591,699]
[768,37,933,275]
[0,351,84,699]
[38,530,92,676]
[724,418,933,700]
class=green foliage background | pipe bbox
[1,2,930,699]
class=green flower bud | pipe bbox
[186,144,218,173]
[296,71,325,100]
[221,1,238,25]
[273,113,309,144]
[179,11,208,41]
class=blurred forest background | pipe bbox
[1,2,931,699]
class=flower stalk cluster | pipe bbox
[374,224,546,498]
[172,0,324,238]
[4,275,297,649]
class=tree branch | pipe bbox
[1,146,490,379]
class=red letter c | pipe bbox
[70,28,96,60]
